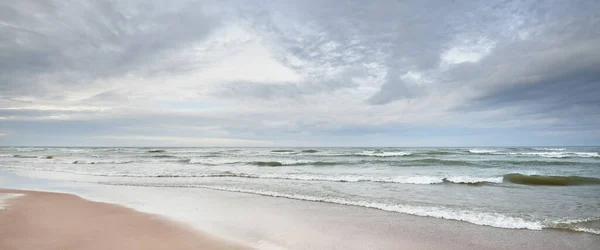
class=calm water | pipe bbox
[1,147,599,234]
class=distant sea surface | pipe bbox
[1,146,599,234]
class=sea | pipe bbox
[1,146,599,235]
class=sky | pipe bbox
[0,0,599,147]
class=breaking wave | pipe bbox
[71,160,135,165]
[469,149,599,158]
[531,148,568,151]
[14,148,46,152]
[148,184,545,230]
[355,150,412,157]
[250,161,345,167]
[187,158,240,165]
[95,171,503,185]
[548,217,600,235]
[515,152,599,158]
[185,159,346,166]
[90,181,600,235]
[468,149,499,154]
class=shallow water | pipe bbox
[1,146,599,234]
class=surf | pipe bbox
[503,173,600,186]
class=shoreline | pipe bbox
[1,172,599,250]
[0,189,250,250]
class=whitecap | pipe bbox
[468,149,499,154]
[355,151,411,157]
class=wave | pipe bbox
[442,176,503,185]
[357,176,502,185]
[185,158,346,166]
[355,151,412,157]
[403,158,472,166]
[12,164,502,186]
[147,149,166,153]
[132,172,501,185]
[469,149,599,158]
[549,217,600,235]
[192,185,599,234]
[12,155,39,158]
[531,148,567,151]
[158,184,545,230]
[249,174,494,185]
[11,154,57,159]
[421,151,453,155]
[187,158,241,165]
[99,148,125,152]
[300,149,319,153]
[252,161,285,167]
[71,160,135,165]
[492,160,585,166]
[59,148,86,152]
[7,166,247,179]
[503,173,600,186]
[93,181,600,234]
[150,155,176,158]
[14,147,45,152]
[515,152,599,158]
[271,149,295,153]
[249,161,345,167]
[126,172,242,178]
[468,149,499,154]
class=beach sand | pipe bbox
[1,183,598,250]
[0,189,249,250]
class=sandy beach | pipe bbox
[0,189,249,250]
[1,171,599,249]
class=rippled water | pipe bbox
[1,146,599,234]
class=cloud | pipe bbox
[0,0,219,98]
[0,0,599,146]
[99,135,273,147]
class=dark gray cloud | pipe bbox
[446,33,600,133]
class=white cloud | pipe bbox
[441,38,496,65]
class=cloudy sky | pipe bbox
[1,0,599,147]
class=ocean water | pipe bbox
[0,193,25,209]
[1,147,599,235]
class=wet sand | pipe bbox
[0,189,249,250]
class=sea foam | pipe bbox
[0,193,25,209]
